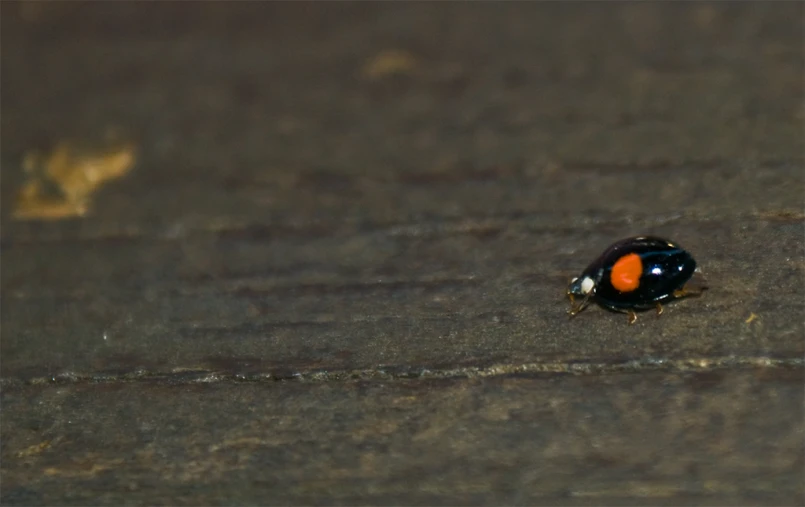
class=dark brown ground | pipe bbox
[1,3,803,505]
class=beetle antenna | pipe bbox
[567,293,592,318]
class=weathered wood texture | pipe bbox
[3,370,802,506]
[2,3,803,505]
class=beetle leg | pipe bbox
[673,286,706,299]
[674,275,709,299]
[656,303,663,316]
[603,307,639,324]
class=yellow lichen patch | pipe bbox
[208,437,270,453]
[361,49,418,80]
[43,457,124,478]
[572,481,684,498]
[692,4,719,29]
[14,136,136,220]
[15,440,52,458]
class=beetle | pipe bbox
[566,236,706,324]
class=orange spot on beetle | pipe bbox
[611,253,642,292]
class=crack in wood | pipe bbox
[3,209,802,246]
[2,356,801,388]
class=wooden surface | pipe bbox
[2,3,803,505]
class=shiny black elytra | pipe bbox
[566,236,705,324]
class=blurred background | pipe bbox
[2,3,803,505]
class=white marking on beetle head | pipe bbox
[580,276,595,295]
